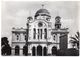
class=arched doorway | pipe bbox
[15,45,20,55]
[32,46,36,56]
[43,47,47,56]
[52,46,57,55]
[37,45,42,56]
[23,45,28,56]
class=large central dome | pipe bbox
[35,9,50,15]
[35,9,50,19]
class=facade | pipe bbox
[11,7,69,56]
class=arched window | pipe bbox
[52,46,57,55]
[38,29,42,39]
[43,47,47,56]
[23,45,28,56]
[32,46,36,56]
[15,45,20,55]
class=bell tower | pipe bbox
[51,16,69,50]
[55,16,61,29]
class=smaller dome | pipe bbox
[55,16,61,19]
[27,16,33,20]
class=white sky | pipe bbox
[1,1,80,45]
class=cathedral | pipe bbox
[11,5,69,56]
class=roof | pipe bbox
[35,9,50,18]
[35,9,50,15]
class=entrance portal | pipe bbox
[37,45,42,56]
[52,46,57,55]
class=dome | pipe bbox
[35,9,50,18]
[55,16,61,19]
[27,16,33,20]
[36,9,50,15]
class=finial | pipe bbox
[42,4,44,9]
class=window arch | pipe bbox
[32,46,36,56]
[15,45,20,55]
[52,46,57,55]
[37,45,42,56]
[43,47,47,56]
[23,45,28,56]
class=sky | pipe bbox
[1,1,80,46]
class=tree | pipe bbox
[70,31,79,49]
[1,37,11,55]
[1,37,8,46]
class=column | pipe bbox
[19,33,20,41]
[57,34,60,43]
[19,33,21,41]
[42,29,44,40]
[15,33,17,41]
[11,49,15,55]
[22,33,26,41]
[14,33,17,41]
[20,49,23,56]
[42,46,43,56]
[36,47,37,56]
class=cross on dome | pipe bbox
[42,4,44,9]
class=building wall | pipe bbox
[11,11,68,56]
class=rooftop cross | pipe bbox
[42,4,44,9]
